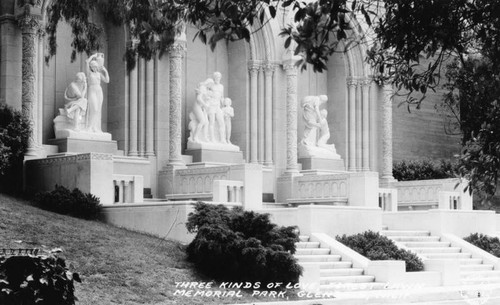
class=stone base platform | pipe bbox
[185,149,244,164]
[48,137,117,154]
[299,157,345,171]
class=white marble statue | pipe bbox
[222,97,234,144]
[86,53,109,133]
[298,95,340,159]
[187,72,239,152]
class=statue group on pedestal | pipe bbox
[54,53,109,137]
[299,95,340,159]
[188,72,235,147]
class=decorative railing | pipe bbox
[213,180,244,203]
[287,173,349,205]
[378,188,398,212]
[175,166,231,194]
[392,178,472,211]
[113,174,144,204]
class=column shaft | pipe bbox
[249,63,259,163]
[381,84,395,181]
[264,63,274,166]
[284,64,299,173]
[128,64,139,156]
[145,59,155,156]
[356,84,362,171]
[138,59,146,156]
[168,42,186,165]
[19,15,41,156]
[347,80,357,171]
[362,79,371,171]
[258,65,265,163]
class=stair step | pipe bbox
[458,258,483,265]
[461,276,500,284]
[320,268,364,276]
[295,241,321,249]
[460,264,494,271]
[320,275,375,284]
[299,236,309,242]
[409,247,462,254]
[423,252,472,259]
[296,254,341,262]
[380,230,430,237]
[461,271,500,278]
[389,236,441,242]
[316,261,353,269]
[296,248,331,255]
[319,282,386,292]
[403,241,451,248]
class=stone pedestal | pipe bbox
[185,139,244,164]
[299,157,345,171]
[48,137,117,154]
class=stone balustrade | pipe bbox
[378,188,398,212]
[212,180,244,204]
[113,174,144,204]
[286,173,349,206]
[393,178,472,211]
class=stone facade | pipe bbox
[0,0,459,201]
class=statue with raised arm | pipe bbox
[85,53,109,133]
[207,72,226,143]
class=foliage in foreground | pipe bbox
[393,159,456,182]
[464,233,500,257]
[337,231,424,272]
[0,104,30,193]
[34,185,102,220]
[186,202,302,284]
[0,252,80,305]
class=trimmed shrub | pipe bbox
[464,233,500,257]
[34,185,102,220]
[0,253,80,305]
[393,159,457,181]
[0,104,30,194]
[186,202,302,284]
[336,231,424,271]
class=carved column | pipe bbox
[128,64,139,156]
[138,59,146,156]
[168,41,186,166]
[145,59,155,156]
[248,62,259,164]
[264,63,275,166]
[381,84,395,182]
[18,13,41,157]
[283,63,299,174]
[347,79,357,171]
[361,79,371,171]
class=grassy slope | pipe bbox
[0,194,273,305]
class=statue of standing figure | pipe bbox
[53,53,111,140]
[187,72,239,151]
[85,53,109,133]
[298,95,340,159]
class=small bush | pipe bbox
[34,185,102,220]
[0,104,30,193]
[0,252,80,305]
[337,231,424,272]
[393,159,457,181]
[464,233,500,257]
[186,202,302,284]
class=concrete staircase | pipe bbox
[295,236,386,291]
[380,229,500,285]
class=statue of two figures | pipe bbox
[54,53,110,139]
[298,95,341,159]
[187,72,238,151]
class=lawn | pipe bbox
[0,193,284,305]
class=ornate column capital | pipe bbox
[248,61,262,73]
[361,78,373,87]
[168,41,186,58]
[264,62,277,73]
[347,78,359,87]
